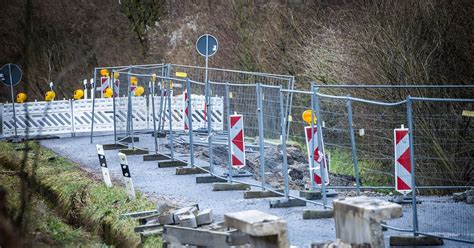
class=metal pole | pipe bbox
[256,83,266,189]
[346,97,361,195]
[225,82,233,183]
[8,64,18,137]
[167,65,174,159]
[406,96,419,235]
[285,76,295,141]
[90,69,96,143]
[309,88,316,191]
[313,85,328,208]
[151,78,158,154]
[279,86,289,199]
[185,78,195,167]
[112,70,117,145]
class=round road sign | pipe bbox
[0,63,22,86]
[196,34,218,57]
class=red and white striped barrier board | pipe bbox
[100,77,110,94]
[118,152,136,199]
[184,90,189,131]
[230,114,246,169]
[394,128,412,194]
[96,144,112,188]
[305,126,329,186]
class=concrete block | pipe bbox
[225,210,289,248]
[158,159,187,168]
[212,183,250,191]
[102,143,127,150]
[467,196,474,204]
[118,148,149,155]
[175,166,209,175]
[117,136,139,143]
[390,235,443,246]
[244,190,283,199]
[172,206,199,224]
[333,196,402,248]
[196,176,227,184]
[143,153,170,161]
[158,213,175,225]
[177,214,197,228]
[302,209,333,219]
[270,198,306,208]
[453,192,466,201]
[195,209,213,226]
[299,190,322,200]
[151,131,167,138]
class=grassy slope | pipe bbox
[0,141,162,247]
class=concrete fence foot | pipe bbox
[213,183,250,191]
[195,176,227,184]
[175,166,209,175]
[303,209,333,219]
[390,235,444,246]
[244,190,283,199]
[269,198,306,208]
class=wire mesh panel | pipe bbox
[412,99,474,242]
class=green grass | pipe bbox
[0,141,162,247]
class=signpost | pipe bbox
[0,63,23,137]
[196,34,218,174]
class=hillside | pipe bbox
[1,0,473,101]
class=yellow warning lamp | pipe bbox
[175,72,187,78]
[134,86,145,96]
[104,87,113,98]
[100,69,109,77]
[302,110,317,124]
[73,89,84,100]
[16,92,27,103]
[113,71,120,79]
[45,90,56,101]
[130,76,138,86]
[151,73,156,82]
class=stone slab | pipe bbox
[177,214,197,228]
[102,143,128,150]
[176,166,209,175]
[269,198,307,208]
[299,190,322,200]
[117,136,139,143]
[244,190,283,199]
[389,235,444,246]
[158,159,187,168]
[143,153,171,161]
[302,209,333,219]
[196,176,227,184]
[195,209,213,226]
[212,183,250,191]
[118,148,149,155]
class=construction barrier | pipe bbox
[230,114,246,169]
[305,126,329,186]
[394,127,412,194]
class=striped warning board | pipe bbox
[305,126,329,186]
[394,128,412,194]
[230,114,246,169]
[118,152,136,199]
[96,144,112,187]
[183,90,189,131]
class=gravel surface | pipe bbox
[40,133,473,247]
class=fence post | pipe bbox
[206,82,214,174]
[406,95,419,235]
[90,68,97,143]
[151,78,158,154]
[346,96,361,195]
[313,84,328,208]
[112,69,117,145]
[185,78,195,167]
[70,99,75,137]
[256,83,266,190]
[225,82,232,183]
[167,67,174,159]
[279,86,289,199]
[309,86,317,191]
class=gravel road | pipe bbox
[40,133,473,247]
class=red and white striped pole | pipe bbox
[394,127,412,194]
[184,90,189,131]
[230,114,246,169]
[305,126,329,186]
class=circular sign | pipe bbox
[0,63,22,86]
[196,34,218,57]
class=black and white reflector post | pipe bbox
[118,152,136,199]
[96,144,112,187]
